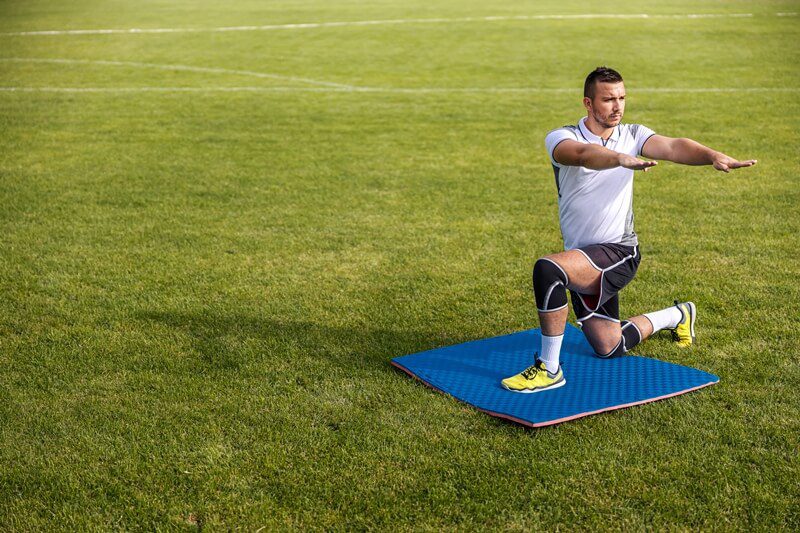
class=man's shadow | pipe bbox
[135,310,481,376]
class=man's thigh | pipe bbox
[543,249,602,294]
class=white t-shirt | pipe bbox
[544,117,655,250]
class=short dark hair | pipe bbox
[584,67,624,98]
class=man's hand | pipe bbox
[711,153,757,173]
[618,153,658,172]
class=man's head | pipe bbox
[583,67,625,129]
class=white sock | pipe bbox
[643,305,683,333]
[539,333,563,373]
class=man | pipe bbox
[502,66,756,393]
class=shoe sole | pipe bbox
[686,301,697,343]
[502,378,566,394]
[674,301,697,346]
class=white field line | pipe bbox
[1,86,797,94]
[776,12,798,16]
[0,13,757,37]
[3,58,798,95]
[0,57,355,89]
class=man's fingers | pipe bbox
[715,158,756,172]
[621,156,657,171]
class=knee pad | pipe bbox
[621,320,642,350]
[533,258,568,312]
[596,321,642,358]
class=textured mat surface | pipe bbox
[391,324,718,427]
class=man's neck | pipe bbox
[584,116,615,141]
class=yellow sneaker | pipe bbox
[501,359,565,393]
[671,301,697,348]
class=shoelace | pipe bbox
[521,364,541,380]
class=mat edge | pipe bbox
[390,360,719,429]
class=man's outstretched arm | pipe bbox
[553,140,658,172]
[641,135,757,173]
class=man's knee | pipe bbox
[533,258,569,312]
[593,336,626,358]
[592,320,642,358]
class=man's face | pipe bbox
[584,81,626,128]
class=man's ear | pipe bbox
[583,96,592,112]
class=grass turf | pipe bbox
[1,0,799,529]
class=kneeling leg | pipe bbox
[581,317,644,358]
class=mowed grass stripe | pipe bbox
[2,86,800,93]
[0,11,765,37]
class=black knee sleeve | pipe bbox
[596,320,643,358]
[533,258,568,312]
[621,320,642,351]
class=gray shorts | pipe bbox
[569,243,640,322]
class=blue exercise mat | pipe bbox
[391,324,718,427]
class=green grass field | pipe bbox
[1,0,799,529]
